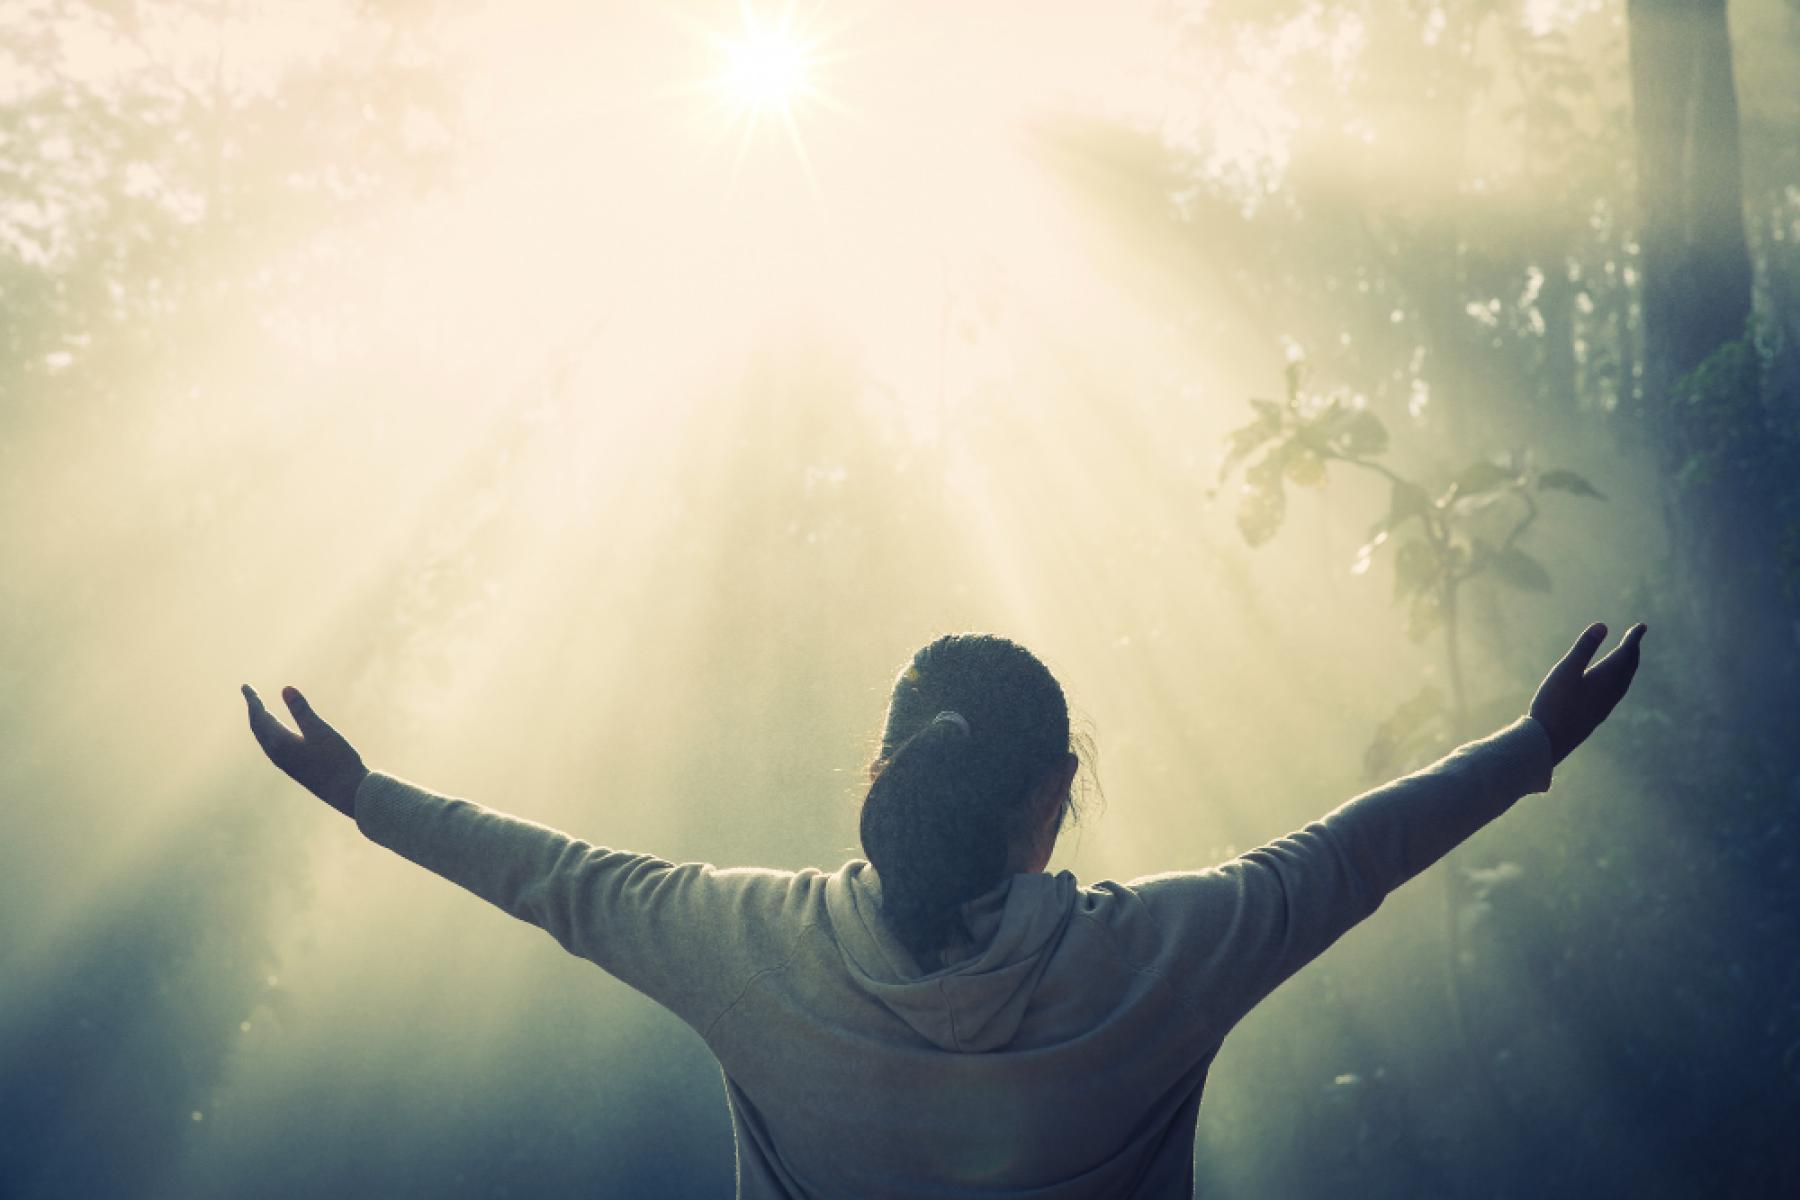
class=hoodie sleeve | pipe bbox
[352,770,810,1034]
[1124,715,1554,1034]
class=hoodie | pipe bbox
[352,715,1554,1198]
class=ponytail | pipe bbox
[859,634,1081,967]
[859,714,1009,964]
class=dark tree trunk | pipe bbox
[1628,0,1798,732]
[1631,0,1753,393]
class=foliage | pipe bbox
[1218,361,1605,773]
[1667,329,1800,506]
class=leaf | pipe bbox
[1236,451,1287,546]
[1217,405,1285,482]
[1538,468,1606,499]
[1360,481,1430,576]
[1392,538,1437,602]
[1446,486,1514,516]
[1236,480,1285,546]
[1218,426,1273,482]
[1284,448,1327,488]
[1373,480,1430,535]
[1329,409,1389,457]
[1489,544,1553,592]
[1448,460,1515,499]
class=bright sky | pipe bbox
[389,0,1188,416]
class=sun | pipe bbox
[708,4,841,184]
[725,27,809,117]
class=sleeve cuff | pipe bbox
[1498,714,1556,796]
[353,768,432,851]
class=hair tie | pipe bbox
[932,710,971,736]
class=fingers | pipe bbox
[244,683,276,735]
[1589,623,1647,703]
[1551,622,1609,684]
[1590,623,1645,673]
[243,684,298,755]
[283,686,336,741]
[246,682,344,749]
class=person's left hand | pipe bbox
[243,684,367,818]
[1528,622,1647,766]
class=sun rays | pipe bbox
[706,1,848,193]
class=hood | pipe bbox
[825,860,1079,1052]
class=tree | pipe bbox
[1627,0,1799,730]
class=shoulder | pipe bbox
[1070,868,1255,959]
[1066,874,1174,962]
[681,861,833,924]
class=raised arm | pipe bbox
[241,685,810,1034]
[1126,621,1646,1035]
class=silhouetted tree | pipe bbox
[1628,0,1799,730]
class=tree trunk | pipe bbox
[1628,0,1798,732]
[1631,0,1753,393]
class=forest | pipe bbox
[2,1,1797,1196]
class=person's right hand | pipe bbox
[1529,622,1647,766]
[243,684,368,818]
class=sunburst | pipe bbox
[710,2,840,188]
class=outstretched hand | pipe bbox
[1529,622,1647,767]
[243,684,368,818]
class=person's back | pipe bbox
[703,863,1215,1197]
[245,623,1644,1197]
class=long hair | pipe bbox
[859,633,1086,965]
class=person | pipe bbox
[243,621,1646,1198]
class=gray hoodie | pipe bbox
[353,715,1553,1197]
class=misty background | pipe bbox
[2,1,1797,1196]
